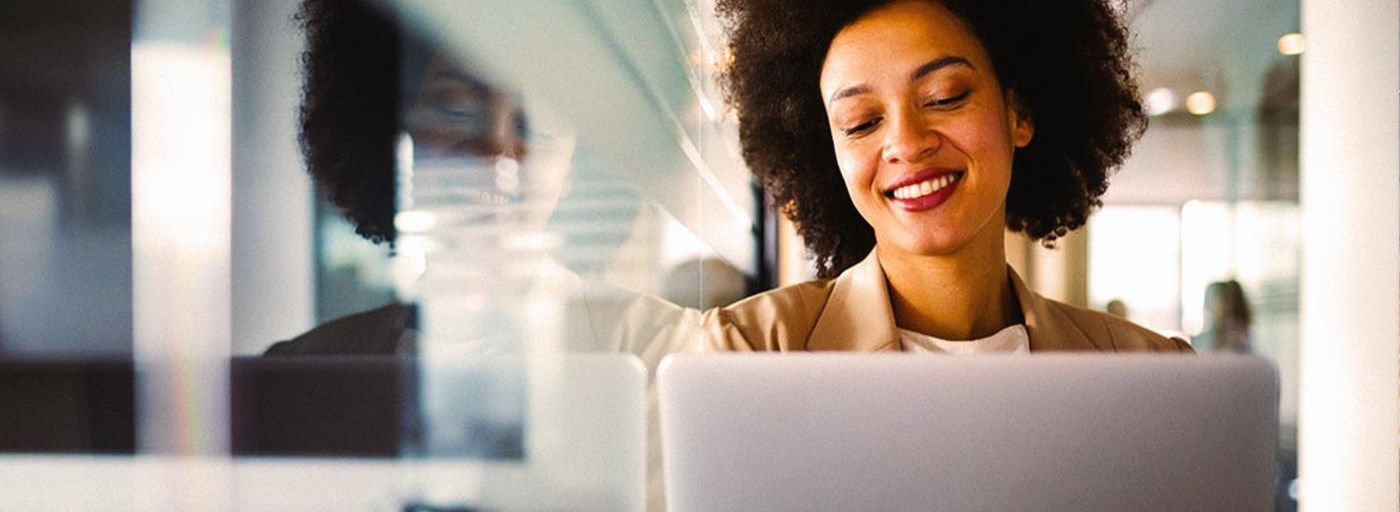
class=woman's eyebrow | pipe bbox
[429,70,493,95]
[828,84,872,108]
[910,56,974,82]
[827,56,976,108]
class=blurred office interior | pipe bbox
[0,0,1394,510]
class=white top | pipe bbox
[898,324,1030,354]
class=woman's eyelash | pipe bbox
[432,100,487,120]
[843,118,881,136]
[926,90,971,107]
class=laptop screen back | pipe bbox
[659,354,1276,512]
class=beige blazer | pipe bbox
[706,250,1193,353]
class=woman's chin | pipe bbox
[880,220,1008,260]
[880,232,972,259]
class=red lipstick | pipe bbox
[883,168,964,212]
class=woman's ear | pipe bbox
[1007,92,1034,148]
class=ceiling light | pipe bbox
[1185,91,1216,116]
[395,210,436,233]
[1277,33,1306,56]
[1144,87,1178,116]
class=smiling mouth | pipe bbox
[884,172,964,200]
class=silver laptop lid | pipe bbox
[659,354,1276,512]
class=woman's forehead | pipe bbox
[819,1,990,96]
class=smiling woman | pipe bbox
[718,0,1145,278]
[706,0,1189,353]
[819,3,1031,263]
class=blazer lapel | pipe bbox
[1010,268,1105,351]
[808,250,901,352]
[804,254,1101,352]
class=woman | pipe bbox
[1196,280,1253,354]
[276,4,702,509]
[707,0,1192,353]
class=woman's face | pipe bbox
[819,0,1032,258]
[404,54,573,228]
[407,54,528,161]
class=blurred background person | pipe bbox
[1105,298,1130,319]
[661,257,746,310]
[1194,279,1253,354]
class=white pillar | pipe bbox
[131,0,234,509]
[231,0,315,354]
[1298,0,1399,509]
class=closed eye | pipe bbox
[434,101,487,120]
[925,90,971,109]
[842,117,882,137]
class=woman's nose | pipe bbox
[881,106,940,164]
[469,106,526,159]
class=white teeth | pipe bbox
[890,174,958,200]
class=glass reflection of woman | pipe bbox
[269,2,700,509]
[267,0,523,355]
[271,0,695,360]
[707,0,1194,354]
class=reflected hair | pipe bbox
[716,0,1147,277]
[296,0,432,246]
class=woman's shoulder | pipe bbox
[1041,299,1194,353]
[264,302,413,355]
[703,278,838,351]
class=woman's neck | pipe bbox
[877,229,1020,341]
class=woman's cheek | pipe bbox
[835,155,869,199]
[969,111,1017,161]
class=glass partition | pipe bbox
[233,0,754,509]
[2,0,754,509]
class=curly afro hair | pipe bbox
[716,0,1146,277]
[296,0,432,245]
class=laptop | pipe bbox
[0,355,646,510]
[0,358,135,454]
[659,354,1277,512]
[231,353,648,511]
